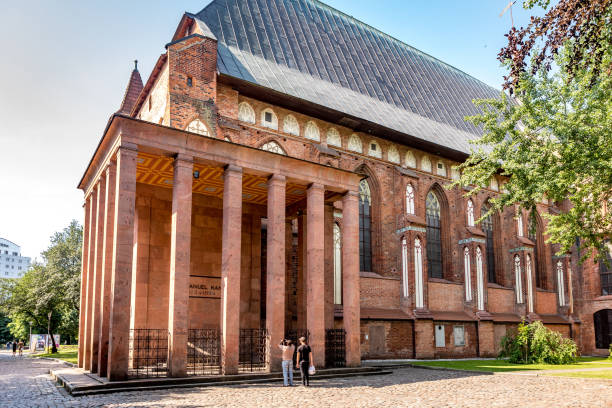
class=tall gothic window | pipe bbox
[401,238,409,297]
[426,191,443,278]
[359,179,372,272]
[333,223,342,304]
[557,260,566,306]
[481,203,497,284]
[405,184,415,215]
[476,247,484,311]
[600,246,612,295]
[526,254,534,313]
[528,211,543,288]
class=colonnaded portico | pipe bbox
[77,115,363,380]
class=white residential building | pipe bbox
[0,238,31,278]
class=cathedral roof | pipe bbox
[118,62,144,115]
[196,0,502,155]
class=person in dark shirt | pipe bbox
[295,336,313,386]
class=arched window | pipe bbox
[304,121,320,141]
[186,119,210,136]
[405,151,416,168]
[476,247,484,310]
[260,141,286,155]
[359,179,372,272]
[401,237,409,297]
[261,108,278,130]
[516,211,524,237]
[421,155,432,172]
[414,237,424,308]
[387,145,400,164]
[528,211,543,288]
[599,246,612,295]
[557,260,566,306]
[333,223,342,304]
[481,203,497,284]
[238,102,255,123]
[526,254,534,313]
[464,247,472,301]
[514,255,523,303]
[405,184,415,215]
[426,191,443,278]
[348,134,362,153]
[368,140,382,158]
[326,128,341,147]
[283,114,300,136]
[490,177,499,191]
[451,166,460,181]
[466,199,475,227]
[436,162,446,177]
[594,309,612,349]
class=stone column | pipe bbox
[341,191,361,367]
[266,174,286,371]
[324,204,334,331]
[168,154,193,377]
[107,145,137,381]
[297,214,307,329]
[306,183,325,368]
[77,198,91,368]
[84,187,97,370]
[220,165,242,375]
[89,178,106,373]
[98,162,116,376]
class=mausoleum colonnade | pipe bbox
[76,115,363,380]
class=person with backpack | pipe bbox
[295,336,314,386]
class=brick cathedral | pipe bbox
[77,0,612,380]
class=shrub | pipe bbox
[608,344,612,360]
[499,321,577,364]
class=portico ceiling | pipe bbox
[136,152,308,205]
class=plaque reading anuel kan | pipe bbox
[189,276,221,298]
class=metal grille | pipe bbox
[187,328,221,376]
[284,329,309,366]
[426,191,443,278]
[325,329,346,368]
[239,328,269,372]
[128,329,168,378]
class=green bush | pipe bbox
[608,344,612,360]
[499,321,577,364]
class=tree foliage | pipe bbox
[0,220,82,347]
[499,321,578,364]
[501,0,611,90]
[454,1,612,260]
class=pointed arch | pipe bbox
[259,140,287,155]
[464,246,472,301]
[283,114,300,136]
[466,199,475,227]
[421,155,432,172]
[238,101,255,123]
[355,164,381,273]
[367,140,382,158]
[326,127,342,147]
[260,107,278,130]
[425,184,451,279]
[401,236,409,298]
[333,222,342,304]
[348,134,362,153]
[405,150,416,168]
[476,246,485,310]
[405,183,415,215]
[414,236,424,308]
[514,254,523,304]
[185,118,210,137]
[387,145,400,164]
[304,121,320,141]
[556,260,566,306]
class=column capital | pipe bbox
[225,164,242,174]
[268,173,286,185]
[118,142,138,156]
[308,182,324,191]
[343,190,359,200]
[174,153,193,164]
[105,160,117,176]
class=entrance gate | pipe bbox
[325,328,346,368]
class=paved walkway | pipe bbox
[0,351,610,407]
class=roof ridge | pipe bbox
[307,0,500,92]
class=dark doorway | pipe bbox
[594,309,612,349]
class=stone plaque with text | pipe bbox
[189,276,221,298]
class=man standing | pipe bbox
[278,339,295,386]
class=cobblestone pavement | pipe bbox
[1,351,610,408]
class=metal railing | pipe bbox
[187,328,221,376]
[128,329,169,378]
[325,328,346,368]
[239,328,269,372]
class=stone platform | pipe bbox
[50,366,390,396]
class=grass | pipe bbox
[410,357,612,372]
[32,344,78,364]
[544,370,612,379]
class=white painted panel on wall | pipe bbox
[435,325,445,347]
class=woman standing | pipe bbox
[295,337,313,387]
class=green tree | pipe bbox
[0,220,82,351]
[454,1,612,259]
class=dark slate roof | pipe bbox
[196,0,501,154]
[118,65,144,115]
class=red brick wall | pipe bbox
[360,320,413,359]
[359,276,400,309]
[433,321,478,358]
[428,281,464,312]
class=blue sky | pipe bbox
[0,0,543,259]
